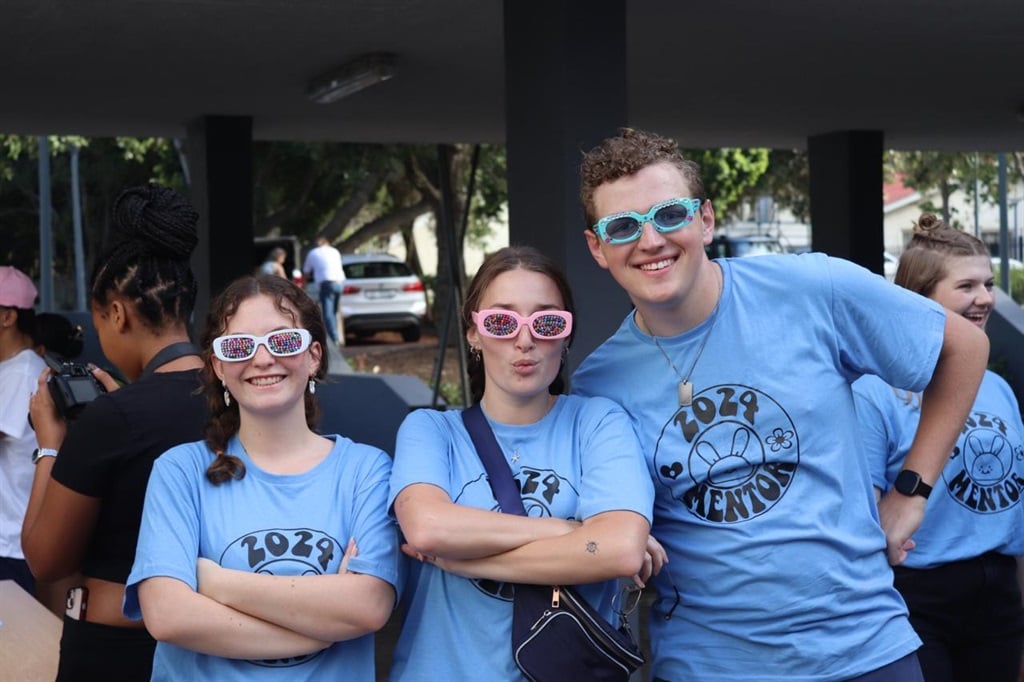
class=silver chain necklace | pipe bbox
[648,267,724,407]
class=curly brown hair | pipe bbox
[579,127,706,227]
[200,275,328,485]
[896,213,990,297]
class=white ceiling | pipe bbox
[2,0,1022,150]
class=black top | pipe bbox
[52,370,208,583]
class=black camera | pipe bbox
[44,353,106,420]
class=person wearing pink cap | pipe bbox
[0,266,46,595]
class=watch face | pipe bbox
[32,448,57,464]
[895,469,926,497]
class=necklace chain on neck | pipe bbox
[649,266,724,407]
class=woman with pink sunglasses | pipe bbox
[387,245,662,680]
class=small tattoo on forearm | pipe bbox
[585,541,598,554]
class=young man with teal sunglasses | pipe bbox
[571,127,990,682]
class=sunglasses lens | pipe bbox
[218,336,255,361]
[604,217,642,242]
[482,312,519,337]
[531,313,568,338]
[653,202,695,229]
[266,330,306,356]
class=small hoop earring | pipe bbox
[308,379,316,395]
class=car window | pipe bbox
[343,261,414,278]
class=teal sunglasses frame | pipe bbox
[592,197,703,245]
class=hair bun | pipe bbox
[912,212,946,235]
[112,183,199,260]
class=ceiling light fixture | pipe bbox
[307,53,397,105]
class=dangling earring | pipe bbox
[469,346,481,362]
[308,378,316,395]
[222,382,231,407]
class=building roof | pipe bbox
[0,1,1021,150]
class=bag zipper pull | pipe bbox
[551,586,560,609]
[531,609,551,630]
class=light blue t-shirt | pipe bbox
[124,435,400,682]
[855,370,1024,568]
[572,253,946,681]
[387,394,654,681]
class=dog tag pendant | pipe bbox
[678,380,693,407]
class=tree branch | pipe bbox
[337,201,431,252]
[318,170,383,241]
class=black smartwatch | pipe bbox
[893,469,932,499]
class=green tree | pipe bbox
[884,151,1024,228]
[0,135,182,307]
[251,141,507,324]
[685,148,770,218]
[743,149,811,222]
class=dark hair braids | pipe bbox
[201,275,328,485]
[90,183,199,331]
[462,245,575,405]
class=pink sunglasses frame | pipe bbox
[472,309,573,340]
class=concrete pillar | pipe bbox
[807,131,884,273]
[504,0,631,370]
[186,116,254,326]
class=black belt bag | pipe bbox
[461,403,645,682]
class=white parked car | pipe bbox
[340,253,428,342]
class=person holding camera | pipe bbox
[22,183,209,681]
[0,266,46,596]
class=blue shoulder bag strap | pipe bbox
[460,403,526,516]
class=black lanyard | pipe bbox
[139,342,201,379]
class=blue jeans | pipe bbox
[319,281,343,343]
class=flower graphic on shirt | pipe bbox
[767,427,794,452]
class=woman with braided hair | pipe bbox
[854,213,1024,681]
[24,183,209,681]
[124,274,399,680]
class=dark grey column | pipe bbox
[186,116,254,327]
[504,0,631,371]
[807,131,884,273]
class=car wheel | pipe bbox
[401,326,421,343]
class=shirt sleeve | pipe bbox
[827,256,945,390]
[123,445,203,619]
[388,409,456,511]
[576,397,655,524]
[340,446,402,592]
[853,377,903,492]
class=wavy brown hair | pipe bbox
[201,275,328,485]
[462,245,575,405]
[896,213,990,297]
[579,127,706,227]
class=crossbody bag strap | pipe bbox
[461,403,527,516]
